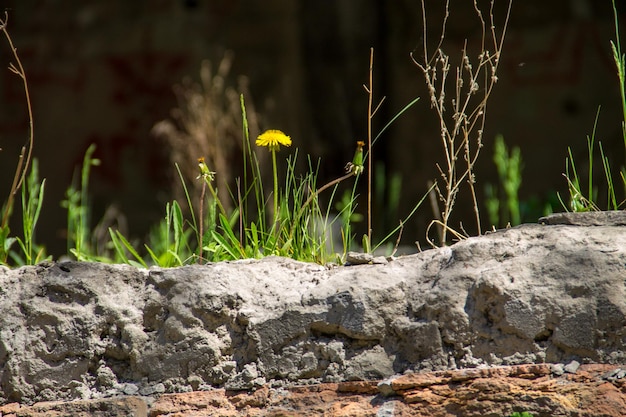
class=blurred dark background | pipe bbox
[0,0,624,257]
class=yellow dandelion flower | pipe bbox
[256,129,292,151]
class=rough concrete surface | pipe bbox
[0,216,625,415]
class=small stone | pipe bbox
[371,256,389,265]
[221,361,237,373]
[602,368,621,380]
[225,363,266,390]
[345,251,374,265]
[251,377,267,387]
[377,401,396,417]
[122,383,139,396]
[551,364,565,376]
[564,360,580,374]
[68,380,91,400]
[242,363,259,382]
[188,375,203,391]
[377,378,396,397]
[103,389,119,397]
[96,365,118,388]
[140,383,166,396]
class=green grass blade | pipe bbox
[599,142,618,210]
[373,182,434,253]
[175,163,198,246]
[109,227,148,268]
[144,244,163,266]
[372,97,420,146]
[218,213,245,258]
[171,200,184,254]
[166,249,184,266]
[210,230,240,260]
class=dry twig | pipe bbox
[412,0,512,246]
[0,12,35,230]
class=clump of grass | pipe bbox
[12,159,47,265]
[561,0,626,212]
[192,97,366,263]
[61,144,104,261]
[107,94,368,266]
[485,134,523,228]
[108,68,425,267]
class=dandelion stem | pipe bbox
[255,129,291,228]
[271,148,279,226]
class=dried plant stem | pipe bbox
[363,48,385,249]
[413,0,511,246]
[0,12,35,229]
[366,48,374,244]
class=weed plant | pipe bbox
[104,48,427,266]
[12,159,47,265]
[61,144,105,261]
[413,0,512,246]
[101,88,426,267]
[485,134,523,227]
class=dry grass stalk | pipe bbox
[152,52,260,213]
[412,0,511,246]
[0,11,35,230]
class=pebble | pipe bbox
[121,383,139,396]
[376,401,396,416]
[345,252,390,265]
[377,378,396,397]
[564,360,580,374]
[550,364,565,376]
[602,368,626,381]
[139,383,166,396]
[346,252,374,265]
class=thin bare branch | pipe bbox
[366,48,374,245]
[371,96,387,117]
[416,0,511,246]
[0,11,35,229]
